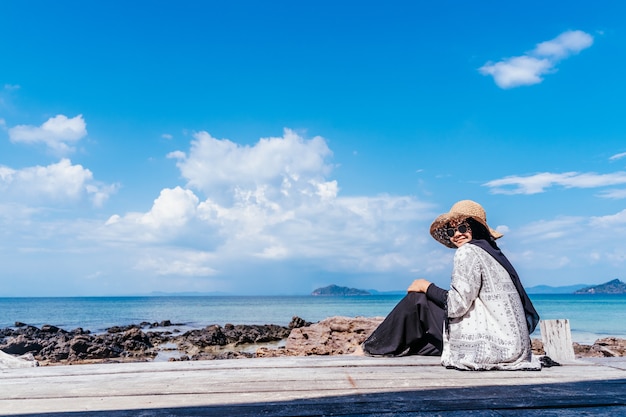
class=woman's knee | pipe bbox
[405,291,428,304]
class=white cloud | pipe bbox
[609,152,626,161]
[140,187,199,229]
[597,188,626,199]
[0,158,117,207]
[8,114,87,155]
[479,30,593,89]
[134,250,217,276]
[534,30,594,59]
[503,207,626,277]
[484,171,626,195]
[495,224,510,235]
[589,208,626,227]
[517,216,585,241]
[479,56,553,89]
[168,128,333,202]
[103,187,203,244]
[104,130,437,282]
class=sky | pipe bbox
[1,1,625,296]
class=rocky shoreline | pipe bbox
[1,316,625,368]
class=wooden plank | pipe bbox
[0,356,624,416]
[4,380,625,417]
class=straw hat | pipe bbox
[430,200,503,248]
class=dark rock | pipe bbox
[289,316,312,329]
[1,334,44,355]
[40,325,63,333]
[70,336,92,354]
[106,324,140,334]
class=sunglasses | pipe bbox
[445,223,470,238]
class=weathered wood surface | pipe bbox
[541,319,576,363]
[1,356,625,416]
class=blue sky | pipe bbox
[1,1,625,296]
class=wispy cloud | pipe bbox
[479,30,593,89]
[590,208,626,227]
[597,189,626,200]
[484,171,626,195]
[609,152,626,161]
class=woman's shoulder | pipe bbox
[454,242,491,261]
[453,242,479,263]
[456,243,481,255]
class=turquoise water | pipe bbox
[1,294,624,344]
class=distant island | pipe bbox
[574,279,626,294]
[311,285,371,296]
[312,279,626,297]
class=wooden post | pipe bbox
[540,319,576,363]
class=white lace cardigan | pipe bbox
[441,243,540,370]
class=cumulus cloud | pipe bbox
[168,128,334,200]
[8,114,87,155]
[484,171,626,195]
[0,158,117,207]
[105,186,204,244]
[141,187,199,229]
[479,30,593,88]
[105,130,436,282]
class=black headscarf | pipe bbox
[469,239,540,333]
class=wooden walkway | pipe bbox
[1,356,625,416]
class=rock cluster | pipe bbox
[0,322,165,365]
[1,316,625,368]
[573,337,626,357]
[0,317,308,366]
[175,322,295,361]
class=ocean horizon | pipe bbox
[1,294,625,345]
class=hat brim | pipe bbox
[430,213,503,249]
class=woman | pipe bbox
[362,200,540,370]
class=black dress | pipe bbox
[362,287,447,356]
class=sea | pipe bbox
[1,294,625,345]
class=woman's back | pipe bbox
[442,243,538,370]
